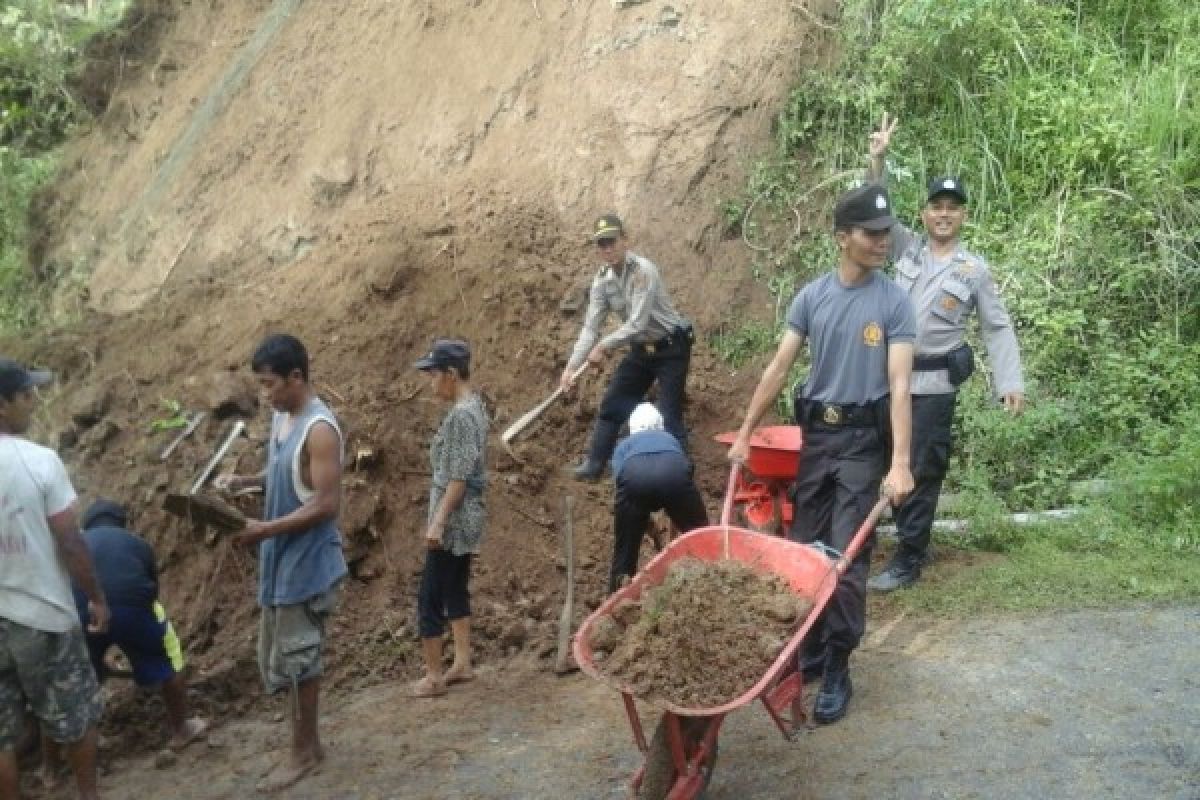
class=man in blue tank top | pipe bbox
[223,334,346,793]
[728,184,916,724]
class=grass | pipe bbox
[881,513,1200,615]
[716,0,1200,614]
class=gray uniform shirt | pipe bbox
[428,393,489,557]
[787,270,916,405]
[567,252,688,371]
[889,224,1024,397]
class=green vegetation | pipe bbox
[0,0,129,330]
[723,0,1200,606]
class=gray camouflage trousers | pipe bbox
[0,619,103,749]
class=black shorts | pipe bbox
[417,549,473,638]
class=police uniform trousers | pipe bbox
[892,393,956,565]
[590,333,691,462]
[789,424,886,652]
[609,450,708,593]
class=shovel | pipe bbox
[501,363,589,452]
[554,495,577,675]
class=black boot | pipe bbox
[814,648,852,724]
[571,457,606,482]
[797,636,826,681]
[571,419,620,482]
[867,551,923,592]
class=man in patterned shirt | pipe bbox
[411,339,488,698]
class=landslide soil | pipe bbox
[3,0,840,772]
[592,558,812,708]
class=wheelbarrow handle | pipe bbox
[719,462,740,527]
[835,495,892,575]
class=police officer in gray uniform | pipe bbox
[728,183,915,724]
[561,213,694,481]
[865,113,1026,592]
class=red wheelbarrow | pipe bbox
[574,467,889,799]
[713,425,804,536]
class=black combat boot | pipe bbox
[570,419,620,482]
[797,634,826,681]
[813,647,852,724]
[867,551,923,592]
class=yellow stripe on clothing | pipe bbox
[153,601,186,673]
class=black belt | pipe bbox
[913,354,950,371]
[634,324,693,355]
[798,400,878,428]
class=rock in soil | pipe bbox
[592,558,812,708]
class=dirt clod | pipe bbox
[587,615,621,654]
[595,558,813,708]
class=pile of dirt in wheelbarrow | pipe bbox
[589,558,813,708]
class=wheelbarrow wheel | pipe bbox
[638,715,718,800]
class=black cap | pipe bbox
[413,339,471,372]
[590,213,625,241]
[0,358,53,397]
[833,184,896,231]
[926,176,968,204]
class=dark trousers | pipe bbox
[892,393,957,564]
[588,336,691,463]
[610,451,709,593]
[789,425,886,652]
[417,549,473,638]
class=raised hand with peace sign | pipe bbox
[867,111,898,181]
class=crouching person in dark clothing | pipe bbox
[608,403,708,593]
[73,500,209,751]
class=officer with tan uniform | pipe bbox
[561,213,694,481]
[865,113,1025,592]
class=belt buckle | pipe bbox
[822,405,843,425]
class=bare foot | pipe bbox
[168,717,210,752]
[443,665,475,686]
[409,675,447,697]
[256,752,323,794]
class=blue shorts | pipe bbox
[87,602,185,687]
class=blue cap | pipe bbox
[927,176,967,204]
[413,339,471,372]
[0,358,53,398]
[833,184,896,231]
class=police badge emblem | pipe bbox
[863,321,883,346]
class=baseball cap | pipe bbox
[926,176,968,204]
[833,184,896,231]
[0,358,53,397]
[629,402,664,434]
[413,339,471,372]
[591,213,625,241]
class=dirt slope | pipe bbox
[7,0,836,760]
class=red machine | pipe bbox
[574,467,888,799]
[713,425,804,536]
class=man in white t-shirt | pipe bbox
[0,358,109,800]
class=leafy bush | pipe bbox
[0,1,130,332]
[723,0,1200,512]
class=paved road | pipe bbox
[105,606,1199,800]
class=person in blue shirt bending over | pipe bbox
[607,403,708,593]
